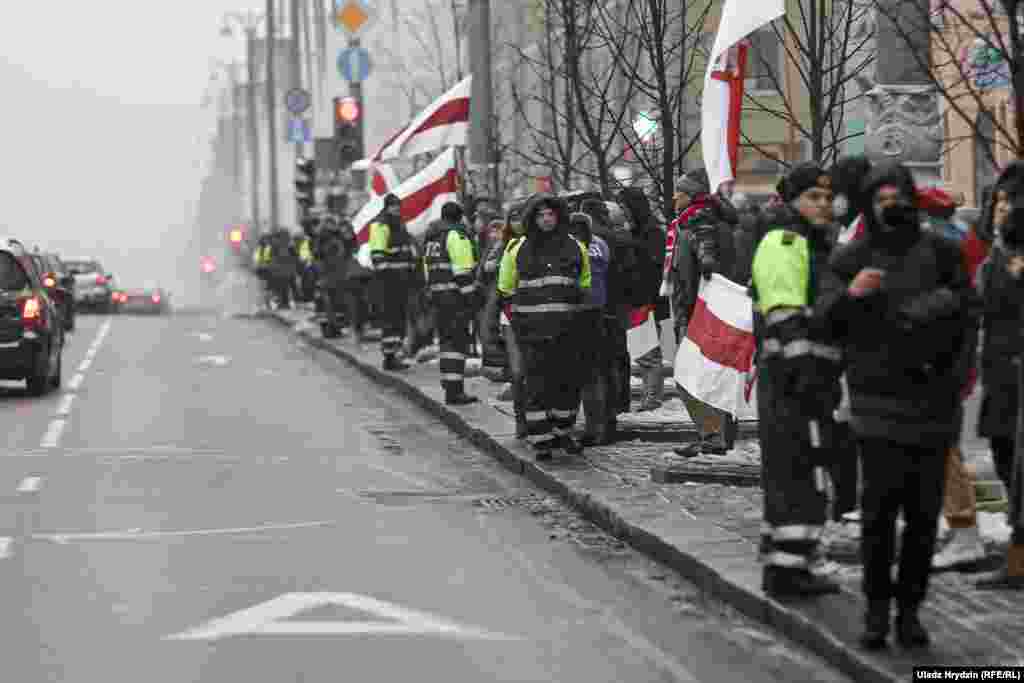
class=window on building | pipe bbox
[746,27,782,92]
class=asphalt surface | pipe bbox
[0,311,852,683]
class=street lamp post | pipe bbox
[221,11,266,238]
[266,0,281,233]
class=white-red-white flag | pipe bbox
[701,0,784,194]
[351,147,460,245]
[365,76,472,163]
[627,304,660,360]
[369,164,399,197]
[673,274,758,419]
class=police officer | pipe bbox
[423,201,480,405]
[498,194,591,459]
[369,194,417,371]
[750,163,843,598]
[297,217,318,303]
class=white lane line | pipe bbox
[40,419,66,449]
[16,476,42,493]
[67,373,84,391]
[39,520,334,543]
[0,537,11,559]
[78,359,92,372]
[55,393,75,416]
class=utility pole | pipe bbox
[266,0,281,231]
[245,29,263,237]
[347,37,367,193]
[227,63,244,200]
[467,0,499,204]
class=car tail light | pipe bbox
[96,274,108,286]
[43,274,56,288]
[151,294,161,304]
[18,296,44,328]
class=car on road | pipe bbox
[31,252,75,332]
[116,286,171,315]
[0,238,65,394]
[65,259,116,313]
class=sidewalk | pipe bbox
[268,308,1023,683]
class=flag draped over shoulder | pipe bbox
[674,274,757,419]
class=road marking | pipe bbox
[40,419,66,449]
[192,332,214,342]
[78,359,91,372]
[164,592,520,642]
[67,373,85,391]
[16,476,42,493]
[362,463,437,490]
[55,393,75,416]
[0,537,11,559]
[195,355,231,367]
[39,520,334,544]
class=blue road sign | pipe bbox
[337,46,372,83]
[287,118,312,144]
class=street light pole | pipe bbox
[244,29,263,238]
[467,0,499,204]
[266,0,281,232]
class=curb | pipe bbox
[266,312,901,683]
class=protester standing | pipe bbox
[369,194,417,371]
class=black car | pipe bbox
[32,252,75,332]
[116,287,170,315]
[0,238,65,395]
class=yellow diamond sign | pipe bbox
[335,0,377,37]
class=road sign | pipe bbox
[284,88,311,115]
[334,0,379,38]
[337,46,372,83]
[164,592,520,641]
[287,118,312,144]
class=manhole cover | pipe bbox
[471,493,546,511]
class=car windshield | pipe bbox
[0,253,30,291]
[65,261,99,275]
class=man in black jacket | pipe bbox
[820,161,980,649]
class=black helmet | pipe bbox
[441,201,464,223]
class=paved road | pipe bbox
[0,312,851,683]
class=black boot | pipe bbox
[562,433,584,455]
[895,607,930,649]
[762,566,840,598]
[532,437,558,460]
[515,414,527,439]
[860,600,890,650]
[382,356,409,372]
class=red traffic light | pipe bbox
[335,97,360,124]
[201,256,217,274]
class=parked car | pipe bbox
[64,259,115,313]
[0,238,65,394]
[117,286,170,315]
[30,252,75,332]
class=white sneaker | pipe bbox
[932,526,986,571]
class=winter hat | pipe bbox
[441,201,464,223]
[568,212,593,244]
[675,168,710,196]
[778,163,830,202]
[995,161,1024,199]
[383,193,401,208]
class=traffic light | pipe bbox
[295,158,316,209]
[334,96,364,168]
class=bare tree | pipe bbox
[874,0,1023,170]
[737,0,875,169]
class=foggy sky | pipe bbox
[0,0,264,298]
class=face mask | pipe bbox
[878,202,916,231]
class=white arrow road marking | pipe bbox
[164,593,520,642]
[55,393,75,416]
[40,419,66,449]
[67,373,85,391]
[17,476,42,493]
[38,520,334,544]
[192,333,214,342]
[195,355,231,367]
[0,537,11,559]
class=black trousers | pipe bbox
[859,437,946,607]
[436,300,471,397]
[520,333,584,443]
[373,276,409,359]
[991,437,1023,543]
[757,365,829,570]
[579,310,612,439]
[829,421,860,521]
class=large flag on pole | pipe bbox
[359,76,472,164]
[351,147,460,243]
[674,274,758,420]
[369,164,399,197]
[701,0,784,194]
